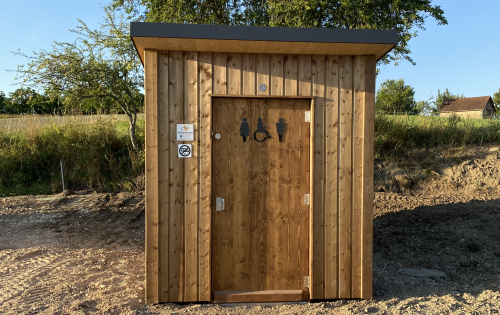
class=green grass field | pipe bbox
[1,113,499,196]
[0,115,145,196]
[375,114,500,158]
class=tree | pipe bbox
[112,0,447,66]
[493,88,500,112]
[12,7,143,151]
[7,88,32,114]
[0,91,8,114]
[415,98,435,116]
[375,79,416,113]
[434,88,464,110]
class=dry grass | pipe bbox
[0,114,144,132]
[0,115,145,196]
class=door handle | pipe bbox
[216,197,225,211]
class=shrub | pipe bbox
[0,117,145,196]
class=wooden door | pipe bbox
[211,97,311,302]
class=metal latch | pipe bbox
[304,194,310,205]
[304,276,309,288]
[305,111,311,123]
[216,197,225,211]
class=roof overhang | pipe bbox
[130,22,399,65]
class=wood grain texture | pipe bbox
[362,55,376,300]
[308,97,315,301]
[227,53,241,95]
[198,52,212,302]
[213,290,304,303]
[144,50,377,303]
[351,56,365,298]
[184,51,199,301]
[256,54,270,95]
[213,53,227,94]
[210,95,315,99]
[168,51,185,302]
[134,37,395,65]
[311,54,326,299]
[242,54,256,95]
[324,55,339,299]
[338,56,353,299]
[284,55,298,96]
[215,97,235,290]
[211,98,310,293]
[158,51,170,302]
[298,55,312,96]
[270,54,283,95]
[145,49,159,304]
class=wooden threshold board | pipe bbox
[213,290,307,303]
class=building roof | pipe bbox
[130,22,399,65]
[439,96,494,112]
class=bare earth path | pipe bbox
[1,188,499,314]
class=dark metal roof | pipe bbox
[130,22,399,45]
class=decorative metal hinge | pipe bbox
[305,111,311,123]
[304,276,309,288]
[304,194,310,205]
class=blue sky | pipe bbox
[1,0,499,102]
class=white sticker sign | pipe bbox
[177,124,194,141]
[178,144,192,158]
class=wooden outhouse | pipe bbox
[131,22,397,304]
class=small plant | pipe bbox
[447,113,461,128]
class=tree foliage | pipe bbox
[434,88,464,110]
[414,98,435,115]
[112,0,447,66]
[375,79,417,113]
[0,92,8,114]
[6,88,62,114]
[11,7,143,151]
[493,88,500,112]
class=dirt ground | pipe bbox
[1,145,500,314]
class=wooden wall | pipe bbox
[144,50,376,303]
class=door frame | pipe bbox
[209,94,316,302]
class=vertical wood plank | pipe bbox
[362,56,376,300]
[256,54,269,95]
[184,51,199,301]
[158,51,170,302]
[351,56,365,298]
[283,56,301,293]
[168,50,185,302]
[145,49,159,304]
[297,54,311,297]
[284,55,298,96]
[338,56,353,299]
[227,53,241,95]
[270,54,283,96]
[211,53,227,293]
[242,54,256,95]
[324,55,339,299]
[311,54,326,299]
[308,97,316,300]
[213,53,227,94]
[265,97,280,291]
[211,98,234,291]
[298,55,312,96]
[198,52,212,302]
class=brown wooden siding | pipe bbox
[144,50,376,303]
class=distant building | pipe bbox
[439,96,495,118]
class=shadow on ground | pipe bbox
[373,198,500,299]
